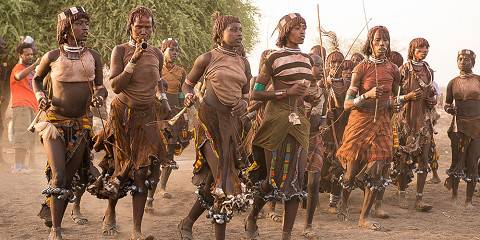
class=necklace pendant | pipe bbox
[288,112,301,125]
[66,51,80,60]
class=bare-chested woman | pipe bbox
[32,7,107,240]
[97,6,170,240]
[177,12,251,240]
[444,49,480,208]
[145,38,189,212]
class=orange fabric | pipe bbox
[10,64,38,111]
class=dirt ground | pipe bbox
[1,109,480,240]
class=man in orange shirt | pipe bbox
[10,41,39,172]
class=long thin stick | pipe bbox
[317,4,338,148]
[362,0,379,122]
[331,18,372,78]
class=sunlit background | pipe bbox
[249,0,479,87]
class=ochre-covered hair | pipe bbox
[127,6,155,36]
[326,50,344,65]
[56,6,89,45]
[408,37,429,60]
[275,13,306,48]
[389,51,404,68]
[161,38,179,53]
[342,60,355,71]
[211,12,240,46]
[350,52,364,61]
[362,25,390,57]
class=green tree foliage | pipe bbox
[0,0,258,68]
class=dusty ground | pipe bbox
[1,109,480,240]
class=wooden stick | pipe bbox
[317,4,339,148]
[27,110,43,132]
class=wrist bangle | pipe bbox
[158,92,167,101]
[398,95,406,104]
[353,94,366,107]
[275,90,287,99]
[35,92,46,101]
[125,62,136,74]
[185,93,194,99]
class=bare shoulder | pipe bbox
[193,51,213,68]
[45,49,61,63]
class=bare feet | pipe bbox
[336,206,348,221]
[427,176,441,184]
[415,200,433,212]
[399,192,408,209]
[266,211,282,223]
[71,207,88,225]
[327,206,337,214]
[465,202,474,209]
[130,231,155,240]
[145,198,154,214]
[372,205,389,219]
[48,227,63,240]
[302,226,319,240]
[281,231,292,240]
[159,190,172,199]
[358,220,382,231]
[178,218,193,240]
[102,213,118,236]
[244,217,259,240]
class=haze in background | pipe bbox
[248,0,479,87]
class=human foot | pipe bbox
[302,226,318,239]
[372,205,389,219]
[48,227,63,240]
[71,208,88,225]
[145,197,154,214]
[399,191,408,209]
[159,190,172,199]
[358,220,382,231]
[130,231,155,240]
[427,175,441,184]
[102,213,118,236]
[415,200,433,212]
[266,211,282,223]
[178,218,193,240]
[336,206,348,221]
[244,217,259,239]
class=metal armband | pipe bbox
[397,95,406,104]
[353,94,366,107]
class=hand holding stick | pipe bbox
[27,110,44,132]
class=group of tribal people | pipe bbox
[24,4,480,240]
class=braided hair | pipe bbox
[407,38,429,60]
[56,6,89,45]
[126,6,155,36]
[161,38,179,53]
[275,13,306,48]
[211,11,240,46]
[362,26,390,57]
